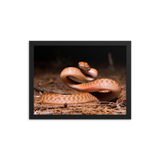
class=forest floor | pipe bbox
[34,63,126,115]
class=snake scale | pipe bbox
[36,62,121,105]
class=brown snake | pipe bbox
[36,62,121,105]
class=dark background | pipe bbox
[34,46,126,70]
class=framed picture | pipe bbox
[29,41,131,119]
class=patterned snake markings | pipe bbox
[36,62,121,105]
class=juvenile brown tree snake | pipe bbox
[36,62,121,105]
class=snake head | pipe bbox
[78,62,91,71]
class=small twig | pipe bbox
[34,87,68,94]
[108,52,115,71]
[108,53,114,66]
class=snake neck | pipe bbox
[85,68,98,79]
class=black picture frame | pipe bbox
[29,41,131,119]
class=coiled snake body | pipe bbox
[36,62,121,105]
